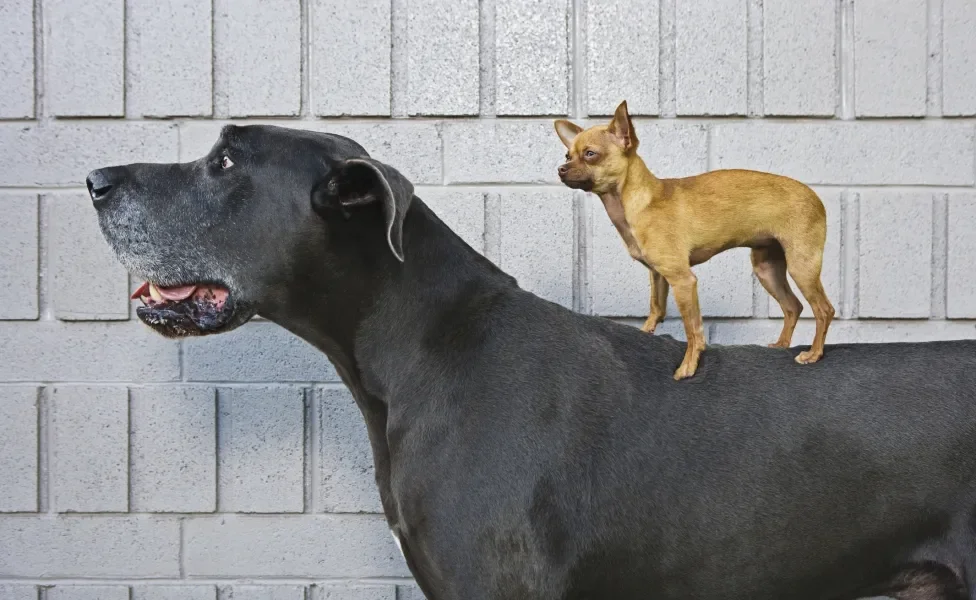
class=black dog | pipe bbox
[90,124,976,600]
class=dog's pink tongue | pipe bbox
[157,284,197,301]
[129,282,197,301]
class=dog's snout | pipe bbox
[558,164,569,177]
[86,169,115,203]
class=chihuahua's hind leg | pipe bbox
[783,246,835,365]
[751,243,803,348]
[641,270,669,333]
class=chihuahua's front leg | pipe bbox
[641,270,669,333]
[657,266,705,380]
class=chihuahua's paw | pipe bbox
[641,315,664,334]
[795,349,823,365]
[673,362,698,381]
[768,341,791,349]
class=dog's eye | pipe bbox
[584,150,597,159]
[220,155,234,169]
[565,153,570,161]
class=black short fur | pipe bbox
[89,124,976,600]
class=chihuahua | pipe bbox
[555,101,834,380]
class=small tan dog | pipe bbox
[555,101,834,380]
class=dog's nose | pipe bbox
[558,164,569,177]
[86,169,114,203]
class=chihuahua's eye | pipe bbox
[565,153,570,161]
[220,155,234,169]
[584,150,597,159]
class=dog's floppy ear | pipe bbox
[607,100,637,151]
[554,120,583,149]
[312,157,414,262]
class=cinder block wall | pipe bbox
[1,0,975,597]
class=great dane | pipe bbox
[89,124,976,600]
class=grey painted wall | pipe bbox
[1,0,976,597]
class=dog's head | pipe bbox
[553,100,639,194]
[89,124,414,338]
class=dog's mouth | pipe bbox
[131,281,236,337]
[560,177,593,191]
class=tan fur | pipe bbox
[555,101,835,380]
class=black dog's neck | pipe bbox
[264,199,516,529]
[269,198,516,406]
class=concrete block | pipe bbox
[221,586,305,600]
[178,121,234,159]
[214,0,301,116]
[0,516,180,577]
[318,388,382,513]
[322,122,443,185]
[943,0,976,116]
[126,0,212,117]
[828,322,976,343]
[0,322,180,382]
[133,586,216,600]
[130,386,217,512]
[630,121,708,178]
[690,249,755,318]
[395,586,426,600]
[0,122,179,187]
[443,121,561,184]
[183,515,410,577]
[416,190,485,254]
[49,587,129,600]
[858,191,933,318]
[184,322,338,382]
[675,0,747,115]
[0,0,34,118]
[407,0,479,115]
[768,188,842,318]
[0,387,37,512]
[218,387,305,513]
[495,0,568,115]
[0,194,38,320]
[498,188,575,308]
[586,0,658,116]
[44,0,123,116]
[674,249,754,318]
[316,584,397,600]
[947,194,976,317]
[312,0,390,116]
[711,122,974,186]
[763,0,836,116]
[585,196,649,317]
[854,0,926,116]
[49,193,129,320]
[51,386,128,512]
[0,586,36,600]
[710,320,976,346]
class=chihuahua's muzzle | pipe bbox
[558,163,593,191]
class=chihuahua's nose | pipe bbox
[558,164,569,177]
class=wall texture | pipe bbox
[1,0,976,597]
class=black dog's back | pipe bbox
[416,289,976,599]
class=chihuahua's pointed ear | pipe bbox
[311,157,414,262]
[607,100,637,151]
[554,120,583,149]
